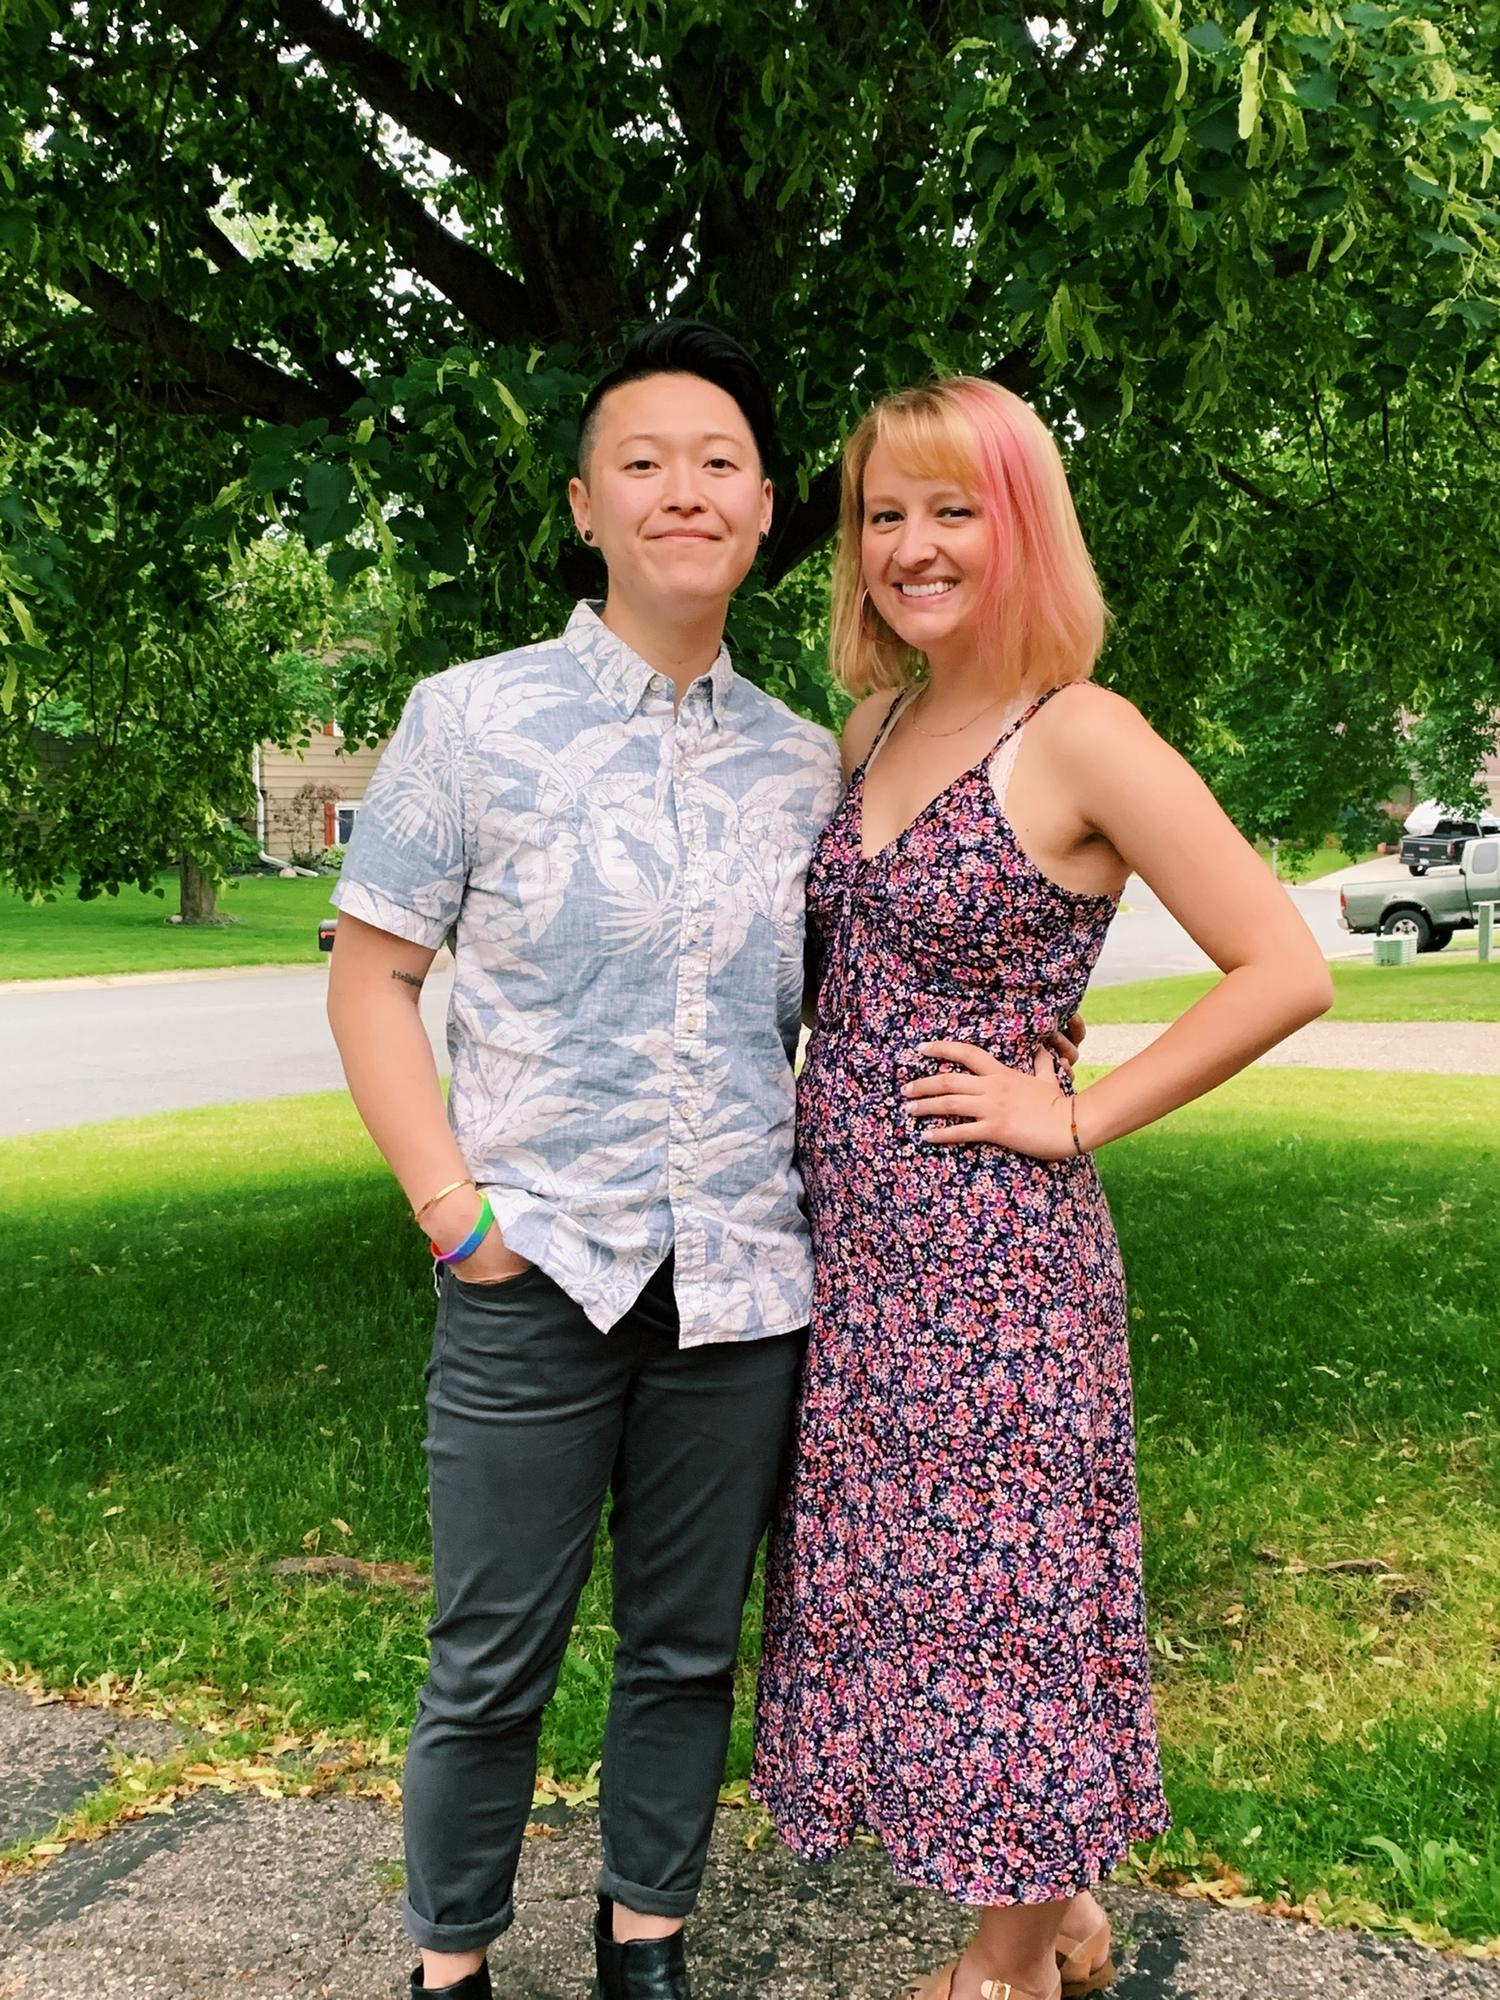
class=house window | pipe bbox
[336,802,360,845]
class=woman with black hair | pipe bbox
[329,321,843,2000]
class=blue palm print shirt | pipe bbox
[333,600,844,1345]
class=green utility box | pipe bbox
[1372,933,1417,967]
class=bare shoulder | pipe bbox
[840,689,903,779]
[1032,680,1158,770]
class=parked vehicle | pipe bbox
[1398,812,1500,875]
[1341,837,1500,952]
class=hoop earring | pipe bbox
[758,531,767,545]
[858,586,871,621]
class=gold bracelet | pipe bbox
[413,1177,475,1226]
[1070,1094,1086,1157]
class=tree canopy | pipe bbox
[2,0,1498,894]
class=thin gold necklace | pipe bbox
[904,684,1026,740]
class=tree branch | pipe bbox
[1148,414,1297,516]
[349,154,533,341]
[51,64,371,409]
[1311,383,1339,505]
[261,0,608,344]
[56,262,349,426]
[261,0,499,177]
[0,358,254,414]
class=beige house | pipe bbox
[253,720,388,862]
[1482,740,1500,815]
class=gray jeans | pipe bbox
[401,1255,805,1954]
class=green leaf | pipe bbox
[1415,227,1474,257]
[302,464,354,515]
[1297,184,1347,220]
[1293,68,1339,110]
[1237,44,1264,142]
[1191,103,1241,154]
[1450,297,1499,329]
[325,546,378,590]
[494,379,528,429]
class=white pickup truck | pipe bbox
[1339,837,1500,952]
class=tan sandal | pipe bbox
[901,1962,1058,2000]
[904,1960,964,1992]
[1054,1917,1117,1997]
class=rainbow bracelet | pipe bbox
[430,1193,495,1267]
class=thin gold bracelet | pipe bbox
[1070,1095,1086,1157]
[413,1177,475,1226]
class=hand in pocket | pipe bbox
[454,1233,535,1284]
[430,1192,534,1284]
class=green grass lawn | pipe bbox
[2,1074,1498,1944]
[1254,840,1371,884]
[0,872,337,980]
[1087,955,1500,1023]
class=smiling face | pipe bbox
[859,436,994,665]
[568,373,773,617]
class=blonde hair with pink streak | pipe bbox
[829,376,1108,697]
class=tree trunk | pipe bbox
[179,856,218,923]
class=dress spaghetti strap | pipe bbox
[858,687,917,778]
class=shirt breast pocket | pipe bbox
[733,825,813,940]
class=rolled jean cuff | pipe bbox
[597,1868,699,1920]
[400,1890,514,1954]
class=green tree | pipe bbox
[0,419,360,911]
[2,0,1497,891]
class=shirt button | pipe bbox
[649,674,668,694]
[684,1015,700,1033]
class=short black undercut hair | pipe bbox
[575,319,777,477]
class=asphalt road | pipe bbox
[0,864,1384,1139]
[0,961,455,1140]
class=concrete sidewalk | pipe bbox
[1084,1020,1500,1076]
[3,1691,1497,2000]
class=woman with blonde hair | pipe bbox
[752,378,1331,2000]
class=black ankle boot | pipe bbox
[592,1896,691,2000]
[408,1960,491,1998]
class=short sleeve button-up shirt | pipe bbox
[332,601,843,1346]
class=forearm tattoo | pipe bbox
[391,968,425,991]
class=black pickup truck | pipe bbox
[1399,813,1500,875]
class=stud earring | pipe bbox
[758,530,767,544]
[583,529,594,543]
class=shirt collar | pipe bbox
[563,600,734,725]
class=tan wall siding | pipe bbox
[1481,738,1500,814]
[256,728,389,858]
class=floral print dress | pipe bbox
[752,687,1171,1906]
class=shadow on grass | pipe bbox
[2,1072,1498,1936]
